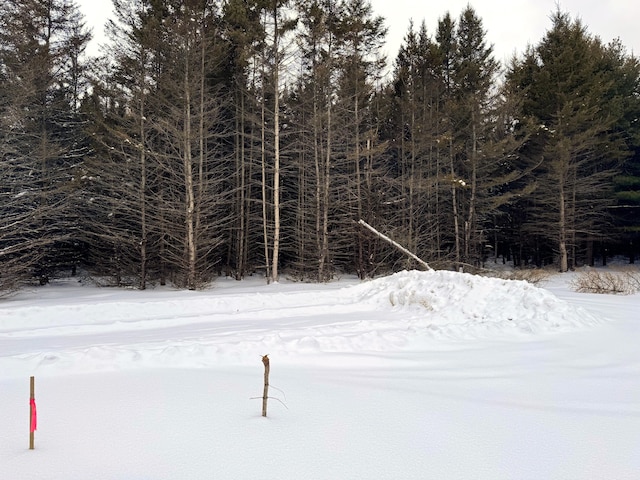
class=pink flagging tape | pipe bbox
[30,398,37,433]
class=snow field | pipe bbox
[1,269,639,479]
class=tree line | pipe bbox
[1,0,639,292]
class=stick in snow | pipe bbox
[29,376,36,450]
[261,355,270,417]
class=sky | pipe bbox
[79,0,639,70]
[371,0,640,68]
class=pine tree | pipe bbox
[507,10,630,271]
[257,0,297,283]
[386,20,448,267]
[0,0,91,290]
[83,0,164,288]
[88,0,232,289]
[333,0,387,278]
[221,0,265,280]
[290,0,336,280]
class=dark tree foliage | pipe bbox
[507,10,639,270]
[2,2,639,293]
[0,0,91,290]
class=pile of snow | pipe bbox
[353,270,604,336]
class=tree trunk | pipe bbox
[195,25,206,273]
[260,54,271,282]
[319,35,334,282]
[320,90,332,281]
[183,45,197,290]
[139,98,147,290]
[450,137,461,268]
[354,81,364,279]
[465,117,478,265]
[558,181,568,273]
[271,21,281,283]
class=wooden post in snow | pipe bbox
[357,219,432,271]
[29,376,36,450]
[261,355,270,417]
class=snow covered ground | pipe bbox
[1,268,639,479]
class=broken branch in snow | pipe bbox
[358,220,432,271]
[250,355,288,416]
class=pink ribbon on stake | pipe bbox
[30,398,37,433]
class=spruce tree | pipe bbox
[508,10,631,271]
[0,0,91,290]
[333,0,387,278]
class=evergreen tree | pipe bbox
[450,7,499,266]
[333,0,387,278]
[290,0,336,280]
[87,0,232,289]
[221,0,265,280]
[386,20,449,267]
[607,41,640,263]
[0,0,91,290]
[255,0,297,283]
[508,10,631,271]
[84,0,166,288]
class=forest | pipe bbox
[1,0,639,292]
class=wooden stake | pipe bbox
[29,376,35,450]
[261,355,270,417]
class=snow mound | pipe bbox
[349,270,604,337]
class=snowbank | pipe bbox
[0,270,603,377]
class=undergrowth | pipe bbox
[570,268,640,295]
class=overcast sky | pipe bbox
[371,0,639,68]
[79,0,639,70]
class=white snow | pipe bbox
[1,269,639,479]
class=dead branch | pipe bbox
[357,220,432,271]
